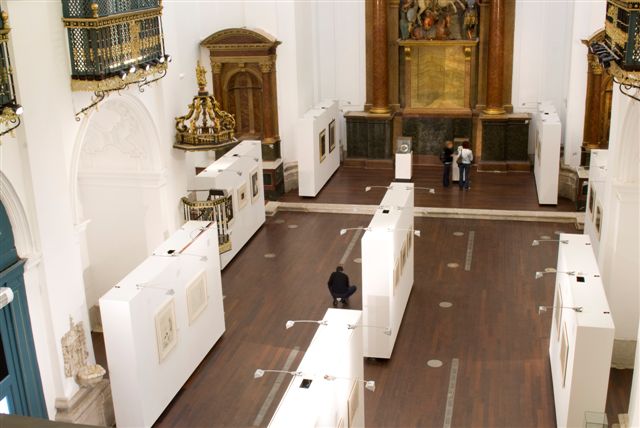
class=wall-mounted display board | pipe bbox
[296,100,341,197]
[533,102,561,205]
[100,221,225,428]
[269,309,364,428]
[583,149,608,255]
[549,233,614,428]
[191,140,266,269]
[361,183,414,359]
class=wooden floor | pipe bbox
[91,211,631,427]
[279,165,576,212]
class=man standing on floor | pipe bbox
[327,265,357,307]
[458,141,473,190]
[440,140,454,187]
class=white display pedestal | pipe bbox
[100,221,225,428]
[549,234,614,428]
[296,100,340,197]
[191,140,266,269]
[361,182,414,359]
[533,103,561,205]
[452,153,460,182]
[394,152,412,180]
[269,309,364,428]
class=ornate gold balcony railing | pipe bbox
[181,190,233,254]
[0,9,23,139]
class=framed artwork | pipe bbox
[225,193,234,226]
[319,129,327,163]
[337,418,344,428]
[554,286,563,341]
[595,203,603,238]
[328,120,336,153]
[155,298,178,363]
[560,323,569,387]
[186,270,208,325]
[236,182,248,210]
[250,168,260,203]
[393,259,400,294]
[588,188,596,217]
[347,379,359,428]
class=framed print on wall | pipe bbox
[554,286,563,341]
[319,129,327,163]
[589,188,596,218]
[186,270,208,325]
[328,119,336,153]
[250,167,260,203]
[347,379,359,427]
[560,323,569,387]
[155,298,178,363]
[595,203,603,238]
[236,182,248,210]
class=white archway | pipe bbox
[69,95,170,315]
[0,172,38,260]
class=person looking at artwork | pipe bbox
[327,265,357,307]
[439,140,454,187]
[457,141,473,190]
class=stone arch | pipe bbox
[0,172,37,259]
[69,94,164,224]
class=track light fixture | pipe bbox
[118,70,127,80]
[322,375,376,392]
[364,185,435,194]
[531,239,568,246]
[534,269,577,279]
[346,324,392,336]
[135,283,175,295]
[538,305,583,314]
[254,369,301,379]
[152,252,208,262]
[285,320,328,329]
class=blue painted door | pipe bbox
[0,202,47,418]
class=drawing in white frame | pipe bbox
[186,270,208,325]
[560,323,569,387]
[250,167,260,203]
[236,182,248,210]
[155,298,178,363]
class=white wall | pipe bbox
[629,319,640,427]
[512,0,574,153]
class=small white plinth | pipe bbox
[395,152,412,180]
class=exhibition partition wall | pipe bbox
[191,140,266,269]
[270,309,365,428]
[549,233,614,428]
[583,150,608,257]
[361,183,415,359]
[296,100,341,197]
[533,102,561,205]
[100,221,225,428]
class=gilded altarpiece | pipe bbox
[400,41,477,113]
[201,28,282,162]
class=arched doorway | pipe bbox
[72,96,169,329]
[0,201,47,417]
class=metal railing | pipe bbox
[181,190,233,254]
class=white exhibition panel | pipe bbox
[583,149,608,255]
[190,140,266,269]
[549,234,614,428]
[361,182,415,359]
[394,152,412,180]
[100,221,226,428]
[296,100,341,197]
[270,309,365,428]
[533,102,561,205]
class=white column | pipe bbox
[597,86,639,367]
[561,1,606,167]
[6,2,94,411]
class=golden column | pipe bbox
[582,56,604,148]
[484,0,506,115]
[370,0,391,114]
[260,61,277,143]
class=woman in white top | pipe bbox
[457,141,473,190]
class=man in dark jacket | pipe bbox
[440,140,454,187]
[327,266,357,306]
